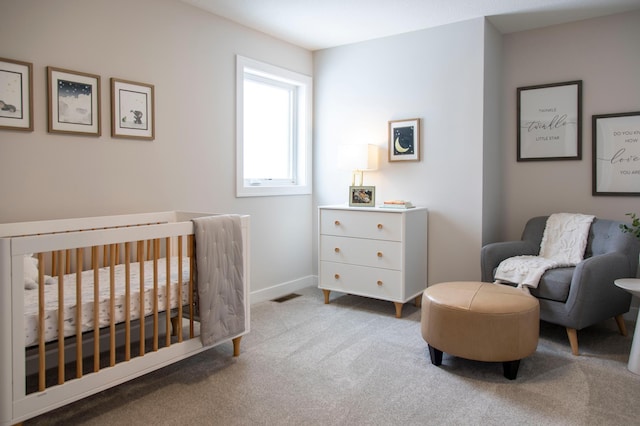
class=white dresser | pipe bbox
[318,205,428,317]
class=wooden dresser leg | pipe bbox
[394,302,403,318]
[322,289,330,304]
[566,327,579,355]
[615,314,628,336]
[415,294,422,307]
[232,336,242,357]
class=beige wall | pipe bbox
[0,0,315,301]
[313,18,489,284]
[500,11,640,241]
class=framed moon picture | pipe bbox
[389,118,420,162]
[47,66,101,136]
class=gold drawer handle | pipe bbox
[334,274,340,280]
[377,252,383,257]
[377,223,383,229]
[334,247,340,253]
[377,280,383,286]
[334,220,341,226]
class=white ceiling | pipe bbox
[180,0,640,50]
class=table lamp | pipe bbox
[338,144,378,186]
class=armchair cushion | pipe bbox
[529,267,573,302]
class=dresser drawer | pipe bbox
[319,235,402,270]
[319,261,403,301]
[320,209,402,241]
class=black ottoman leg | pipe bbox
[502,360,520,380]
[428,344,443,366]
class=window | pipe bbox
[236,56,312,197]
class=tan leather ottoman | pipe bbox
[421,281,539,379]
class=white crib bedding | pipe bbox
[23,256,192,347]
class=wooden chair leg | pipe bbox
[566,327,579,355]
[614,314,628,336]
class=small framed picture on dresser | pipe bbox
[349,185,375,207]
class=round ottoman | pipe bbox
[421,281,539,380]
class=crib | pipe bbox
[0,211,250,425]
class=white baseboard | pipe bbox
[250,275,317,304]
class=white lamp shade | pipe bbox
[337,144,378,171]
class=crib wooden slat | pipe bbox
[92,246,100,373]
[138,241,145,356]
[37,252,46,391]
[124,242,131,361]
[189,234,195,338]
[177,236,183,342]
[51,250,57,276]
[76,248,83,379]
[57,250,64,385]
[109,244,116,367]
[165,237,171,347]
[153,239,159,352]
[65,249,71,274]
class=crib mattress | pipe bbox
[23,257,192,347]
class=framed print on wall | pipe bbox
[0,57,33,131]
[517,80,582,161]
[592,111,640,196]
[47,66,101,136]
[349,185,375,207]
[389,118,420,162]
[111,78,155,140]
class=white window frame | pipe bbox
[236,56,312,197]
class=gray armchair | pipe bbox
[481,216,640,355]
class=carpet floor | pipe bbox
[24,286,640,425]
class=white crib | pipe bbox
[0,211,250,425]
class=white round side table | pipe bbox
[614,278,640,375]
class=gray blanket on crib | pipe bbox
[192,215,245,347]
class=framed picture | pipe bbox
[47,66,101,136]
[0,57,33,131]
[111,78,155,140]
[517,80,582,161]
[389,118,420,162]
[349,185,375,207]
[592,111,640,196]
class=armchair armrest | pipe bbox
[564,252,633,329]
[480,241,538,282]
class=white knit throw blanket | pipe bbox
[495,213,595,290]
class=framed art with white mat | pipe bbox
[592,111,640,196]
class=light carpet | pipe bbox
[25,286,640,425]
